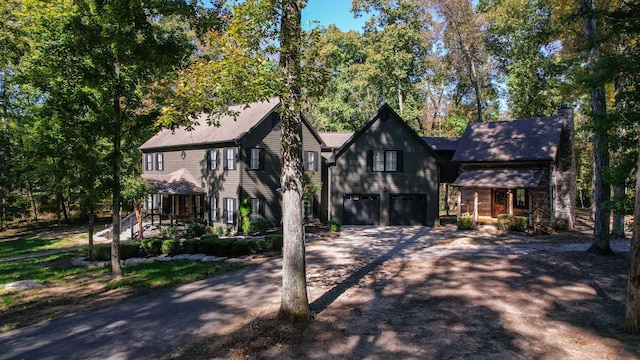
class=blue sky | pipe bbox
[301,0,369,32]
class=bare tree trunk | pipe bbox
[277,0,310,323]
[26,180,38,223]
[88,207,94,261]
[581,0,613,255]
[111,63,123,278]
[624,135,640,333]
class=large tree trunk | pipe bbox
[581,0,613,255]
[277,0,310,323]
[111,64,123,278]
[624,136,640,333]
[88,206,94,261]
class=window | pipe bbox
[155,153,164,171]
[248,148,264,170]
[251,198,263,221]
[515,189,527,208]
[224,148,236,170]
[209,149,218,171]
[224,197,236,224]
[210,197,218,222]
[373,151,385,171]
[304,151,319,171]
[145,153,153,171]
[368,150,401,172]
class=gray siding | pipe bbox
[330,113,439,226]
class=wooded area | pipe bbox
[0,0,638,329]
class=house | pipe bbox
[318,132,354,223]
[451,105,576,229]
[326,104,441,226]
[138,98,324,231]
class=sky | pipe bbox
[301,0,369,32]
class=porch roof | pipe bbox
[142,169,206,195]
[452,169,545,189]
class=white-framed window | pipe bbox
[225,148,236,170]
[224,197,236,224]
[145,153,153,171]
[373,151,385,171]
[385,151,397,171]
[210,196,218,222]
[209,149,218,171]
[515,188,527,208]
[251,198,263,221]
[250,148,261,170]
[305,151,318,171]
[155,153,164,171]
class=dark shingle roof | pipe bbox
[452,169,545,189]
[422,137,459,151]
[451,116,564,162]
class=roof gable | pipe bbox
[451,116,564,163]
[319,132,354,150]
[328,103,439,164]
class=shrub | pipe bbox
[92,244,111,261]
[250,218,273,235]
[265,234,283,251]
[225,225,233,236]
[199,236,217,255]
[212,238,236,256]
[120,241,141,260]
[253,238,267,252]
[457,216,475,230]
[201,234,219,242]
[513,217,528,232]
[185,222,207,237]
[141,238,163,256]
[239,198,252,234]
[161,239,179,256]
[497,215,514,231]
[182,238,200,254]
[231,240,251,256]
[329,218,341,232]
[213,226,223,236]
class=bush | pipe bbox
[457,216,475,230]
[211,238,236,256]
[231,240,251,256]
[513,217,528,232]
[182,238,200,254]
[265,234,283,251]
[329,218,341,232]
[225,225,234,236]
[120,241,141,260]
[161,239,179,256]
[185,222,207,237]
[497,215,514,231]
[141,238,163,256]
[250,218,273,235]
[199,236,217,255]
[213,226,223,236]
[92,244,111,261]
[253,238,267,252]
[200,234,219,242]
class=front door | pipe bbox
[492,189,507,218]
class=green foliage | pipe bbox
[92,244,111,261]
[457,216,475,230]
[264,234,283,252]
[199,236,217,255]
[250,218,273,235]
[497,215,514,231]
[185,222,207,237]
[213,226,223,236]
[329,218,341,232]
[120,242,142,260]
[161,239,179,256]
[211,238,236,256]
[231,240,250,256]
[225,225,233,236]
[239,198,252,234]
[513,217,528,232]
[182,239,200,254]
[141,238,163,257]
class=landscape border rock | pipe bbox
[5,280,43,291]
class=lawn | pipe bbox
[0,233,86,258]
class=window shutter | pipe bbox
[245,148,251,167]
[259,149,265,170]
[397,151,404,172]
[314,151,319,171]
[223,149,228,170]
[303,151,308,170]
[366,150,373,172]
[259,198,265,217]
[222,197,228,223]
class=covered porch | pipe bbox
[142,169,207,226]
[453,168,546,226]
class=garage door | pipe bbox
[390,194,426,225]
[343,194,380,225]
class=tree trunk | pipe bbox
[581,0,613,255]
[277,0,310,323]
[26,181,38,223]
[612,186,626,239]
[624,136,640,334]
[135,202,144,239]
[111,63,123,278]
[88,207,94,261]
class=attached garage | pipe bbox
[343,194,380,225]
[390,194,427,226]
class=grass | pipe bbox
[0,250,100,285]
[0,234,86,258]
